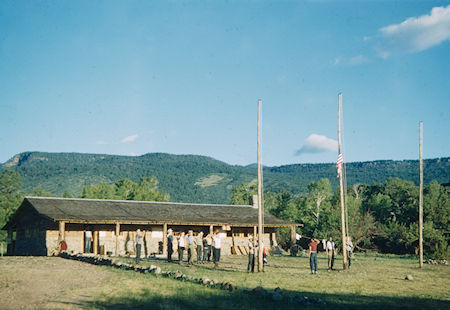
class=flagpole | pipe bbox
[257,99,264,272]
[338,93,348,269]
[419,122,423,268]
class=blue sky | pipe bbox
[1,0,449,166]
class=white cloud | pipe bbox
[332,55,369,66]
[295,134,338,155]
[377,5,450,57]
[349,55,369,65]
[121,134,139,143]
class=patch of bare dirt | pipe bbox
[0,256,113,309]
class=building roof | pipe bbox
[3,197,299,229]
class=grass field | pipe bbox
[0,253,448,309]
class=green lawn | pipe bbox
[84,252,449,309]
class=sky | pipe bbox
[1,0,449,166]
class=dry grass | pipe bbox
[114,252,450,309]
[0,253,448,309]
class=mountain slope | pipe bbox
[2,152,449,203]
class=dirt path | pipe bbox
[0,256,113,309]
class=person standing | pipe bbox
[206,233,213,261]
[178,232,185,263]
[202,233,209,262]
[247,235,255,273]
[135,229,144,264]
[346,236,354,269]
[85,230,92,253]
[212,230,221,267]
[167,229,174,262]
[196,232,204,263]
[326,236,336,271]
[308,237,320,274]
[187,230,195,265]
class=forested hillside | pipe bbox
[1,152,449,203]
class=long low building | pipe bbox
[2,196,300,256]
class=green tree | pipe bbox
[80,182,115,199]
[114,178,137,200]
[62,190,73,198]
[230,183,257,205]
[0,170,24,240]
[79,177,170,202]
[297,178,333,237]
[383,178,419,225]
[133,177,170,202]
[31,187,55,197]
[424,181,449,232]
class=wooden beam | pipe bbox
[47,219,301,228]
[162,223,168,256]
[257,99,264,272]
[115,223,120,257]
[338,93,348,269]
[93,230,98,255]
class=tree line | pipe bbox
[0,170,169,241]
[1,168,448,259]
[230,178,449,259]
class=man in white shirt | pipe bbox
[178,232,186,263]
[212,230,221,267]
[346,236,354,269]
[247,235,255,272]
[326,236,336,271]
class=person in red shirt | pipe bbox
[60,240,67,252]
[308,237,320,274]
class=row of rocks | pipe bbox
[426,259,449,265]
[58,253,235,292]
[59,253,326,306]
[244,286,326,306]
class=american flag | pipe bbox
[336,153,343,177]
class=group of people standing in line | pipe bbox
[133,228,354,274]
[167,229,222,267]
[165,229,265,273]
[308,235,354,274]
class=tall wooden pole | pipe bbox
[257,99,264,272]
[338,93,348,269]
[419,122,424,268]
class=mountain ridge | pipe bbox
[1,151,449,204]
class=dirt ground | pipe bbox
[0,256,112,310]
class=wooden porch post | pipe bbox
[93,230,99,255]
[253,226,257,239]
[290,226,296,245]
[162,223,168,256]
[209,225,214,235]
[115,223,120,257]
[271,232,277,247]
[59,221,66,241]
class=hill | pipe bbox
[1,152,449,203]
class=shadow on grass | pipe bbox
[62,286,449,310]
